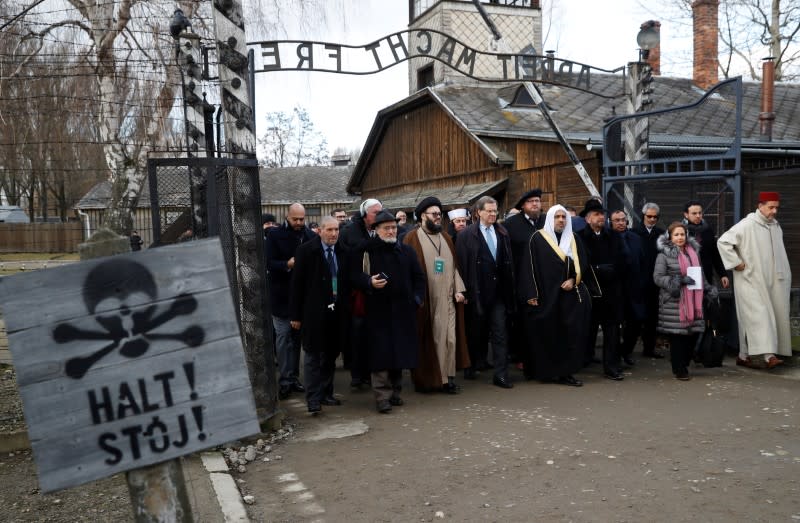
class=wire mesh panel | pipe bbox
[148,157,276,421]
[603,77,742,178]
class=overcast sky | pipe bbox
[251,0,693,156]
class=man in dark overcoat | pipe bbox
[610,209,646,367]
[265,203,315,399]
[631,202,666,358]
[456,195,516,388]
[518,205,599,386]
[351,210,426,413]
[577,199,626,380]
[289,217,349,414]
[338,198,382,388]
[503,188,545,369]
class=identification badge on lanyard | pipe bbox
[331,276,338,297]
[434,257,445,274]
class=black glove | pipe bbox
[670,287,681,298]
[679,275,695,286]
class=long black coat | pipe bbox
[351,238,426,371]
[577,226,626,323]
[504,212,544,277]
[455,222,516,316]
[289,236,349,354]
[518,231,598,380]
[264,222,315,318]
[684,219,726,284]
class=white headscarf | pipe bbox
[543,204,574,258]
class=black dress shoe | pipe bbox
[291,381,306,393]
[321,396,341,406]
[440,382,460,394]
[604,371,624,381]
[493,376,514,389]
[376,399,392,413]
[622,356,636,367]
[557,375,583,387]
[463,368,477,380]
[278,385,291,400]
[307,402,321,413]
[389,396,404,406]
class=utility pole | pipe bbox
[174,12,211,239]
[210,0,276,424]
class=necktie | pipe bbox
[484,226,497,260]
[326,247,337,277]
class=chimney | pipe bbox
[692,0,719,90]
[760,57,776,142]
[640,20,661,76]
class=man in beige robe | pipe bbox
[717,192,791,369]
[404,196,469,393]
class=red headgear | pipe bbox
[758,191,780,203]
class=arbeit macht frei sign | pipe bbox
[250,29,625,98]
[0,238,259,492]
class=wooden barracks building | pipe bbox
[348,0,800,273]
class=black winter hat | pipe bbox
[414,196,442,222]
[514,188,542,210]
[578,198,607,218]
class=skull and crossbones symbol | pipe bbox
[53,259,205,379]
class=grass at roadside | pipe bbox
[0,253,79,261]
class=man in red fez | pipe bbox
[718,192,791,369]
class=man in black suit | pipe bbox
[632,202,666,359]
[503,188,545,373]
[289,216,348,414]
[456,196,516,388]
[265,203,315,399]
[577,199,626,381]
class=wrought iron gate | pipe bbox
[147,157,276,421]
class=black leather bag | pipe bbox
[695,322,726,368]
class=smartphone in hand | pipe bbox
[378,272,389,280]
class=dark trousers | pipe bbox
[588,313,621,375]
[372,369,403,402]
[640,289,659,355]
[466,302,509,380]
[349,316,371,383]
[668,333,699,376]
[304,350,336,404]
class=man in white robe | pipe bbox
[717,192,791,368]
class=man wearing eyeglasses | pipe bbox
[404,197,468,394]
[455,196,516,388]
[632,202,666,359]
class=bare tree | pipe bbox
[259,106,329,168]
[663,0,800,81]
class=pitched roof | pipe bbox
[350,75,800,190]
[76,165,356,209]
[258,165,356,205]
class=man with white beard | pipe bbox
[351,210,426,413]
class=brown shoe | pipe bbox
[736,356,755,368]
[766,356,784,369]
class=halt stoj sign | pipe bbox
[0,238,259,492]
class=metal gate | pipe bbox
[602,77,743,235]
[147,157,277,422]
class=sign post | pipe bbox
[0,235,259,519]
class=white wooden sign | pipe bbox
[0,238,259,492]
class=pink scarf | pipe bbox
[677,244,703,326]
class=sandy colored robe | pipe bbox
[717,210,791,356]
[405,227,469,389]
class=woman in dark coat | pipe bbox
[653,222,717,380]
[351,211,426,412]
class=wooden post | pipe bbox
[79,228,194,523]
